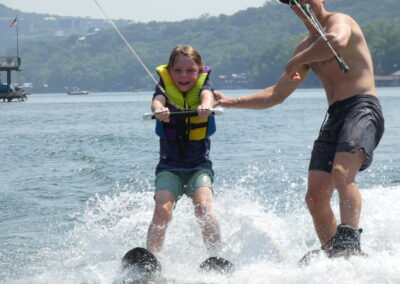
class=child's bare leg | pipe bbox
[147,190,175,255]
[192,187,221,254]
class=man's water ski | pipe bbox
[299,247,368,266]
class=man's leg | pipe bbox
[192,186,221,254]
[331,151,364,228]
[306,170,336,247]
[146,190,176,255]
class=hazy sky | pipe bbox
[1,0,270,22]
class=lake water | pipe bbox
[1,88,399,283]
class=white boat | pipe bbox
[67,87,89,95]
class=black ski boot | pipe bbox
[323,224,368,260]
[329,224,362,251]
[299,224,366,265]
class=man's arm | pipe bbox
[215,62,309,110]
[285,14,352,74]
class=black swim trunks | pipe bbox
[309,94,384,173]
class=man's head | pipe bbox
[279,0,308,5]
[279,0,324,6]
[279,0,325,19]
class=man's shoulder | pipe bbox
[327,12,355,25]
[324,12,360,35]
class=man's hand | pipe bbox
[213,91,238,108]
[285,57,302,81]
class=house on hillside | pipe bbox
[375,71,400,87]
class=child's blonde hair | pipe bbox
[167,45,203,72]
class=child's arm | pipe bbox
[152,94,170,122]
[197,89,214,120]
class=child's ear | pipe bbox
[199,66,203,73]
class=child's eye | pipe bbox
[184,69,198,75]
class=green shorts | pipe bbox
[155,169,214,200]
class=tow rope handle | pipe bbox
[143,107,224,120]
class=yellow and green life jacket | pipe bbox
[155,65,216,142]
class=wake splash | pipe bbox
[6,173,400,284]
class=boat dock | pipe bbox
[0,56,28,102]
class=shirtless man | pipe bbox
[214,0,384,253]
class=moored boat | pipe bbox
[66,87,89,95]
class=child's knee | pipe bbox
[154,203,173,223]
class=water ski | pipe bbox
[199,257,234,274]
[122,247,161,274]
[298,249,368,266]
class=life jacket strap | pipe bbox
[186,122,208,130]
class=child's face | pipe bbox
[170,55,200,93]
